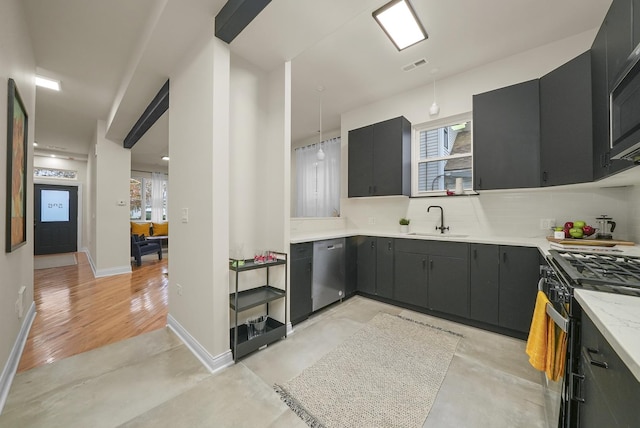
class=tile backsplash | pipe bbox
[339,186,634,240]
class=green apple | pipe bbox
[573,221,586,229]
[569,227,584,238]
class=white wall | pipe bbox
[169,30,230,360]
[335,29,640,239]
[91,120,132,276]
[33,156,89,250]
[0,0,35,409]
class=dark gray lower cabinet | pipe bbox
[498,246,540,333]
[579,310,640,427]
[376,238,394,299]
[394,251,428,307]
[356,236,394,299]
[427,243,469,318]
[345,237,358,297]
[469,244,500,325]
[393,239,468,317]
[290,243,313,324]
[356,236,376,295]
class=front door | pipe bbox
[34,184,78,255]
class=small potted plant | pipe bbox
[399,218,410,233]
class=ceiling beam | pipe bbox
[215,0,271,43]
[123,80,169,149]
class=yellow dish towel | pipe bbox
[526,291,550,372]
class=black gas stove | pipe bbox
[548,249,640,296]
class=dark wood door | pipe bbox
[473,79,541,190]
[347,125,374,197]
[34,184,78,255]
[498,246,540,333]
[376,237,394,299]
[540,51,593,186]
[469,244,500,325]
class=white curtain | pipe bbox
[295,137,340,217]
[151,172,165,222]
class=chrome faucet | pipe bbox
[427,205,449,234]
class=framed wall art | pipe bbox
[6,78,28,252]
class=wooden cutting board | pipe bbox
[546,237,635,246]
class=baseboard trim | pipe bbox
[0,302,36,414]
[167,314,234,374]
[83,249,132,278]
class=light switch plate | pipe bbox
[181,208,189,223]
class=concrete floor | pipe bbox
[0,296,547,427]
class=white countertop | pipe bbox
[291,229,640,257]
[574,289,640,382]
[291,229,640,379]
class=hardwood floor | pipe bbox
[18,252,168,372]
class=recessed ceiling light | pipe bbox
[373,0,427,51]
[35,76,60,91]
[50,154,56,158]
[161,156,170,161]
[33,142,38,147]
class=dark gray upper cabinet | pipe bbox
[469,244,500,325]
[634,0,640,47]
[540,51,594,186]
[592,1,635,179]
[591,24,612,180]
[605,0,633,90]
[347,116,411,197]
[290,243,313,324]
[473,79,541,190]
[347,126,374,197]
[498,246,540,333]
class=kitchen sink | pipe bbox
[407,232,469,238]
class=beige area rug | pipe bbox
[275,313,462,428]
[34,253,77,270]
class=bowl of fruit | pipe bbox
[554,221,597,239]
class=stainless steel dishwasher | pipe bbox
[312,238,345,312]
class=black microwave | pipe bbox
[610,43,640,163]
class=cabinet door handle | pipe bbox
[586,348,609,369]
[388,241,392,252]
[371,241,375,249]
[478,178,482,188]
[570,372,585,404]
[473,249,477,259]
[542,171,548,182]
[308,261,312,273]
[430,259,434,270]
[368,185,372,195]
[502,252,507,263]
[422,259,426,270]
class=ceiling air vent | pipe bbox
[402,58,428,72]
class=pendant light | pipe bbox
[429,79,440,116]
[317,86,325,161]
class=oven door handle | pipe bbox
[570,372,586,404]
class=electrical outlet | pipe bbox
[176,283,183,296]
[368,217,376,225]
[539,218,556,230]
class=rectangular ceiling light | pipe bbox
[35,75,60,91]
[373,0,427,51]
